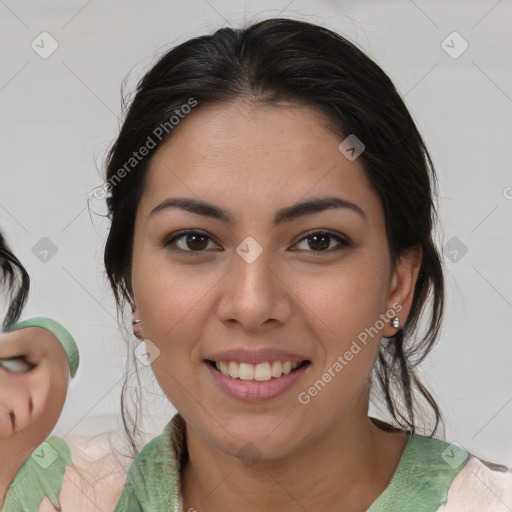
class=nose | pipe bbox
[216,247,292,333]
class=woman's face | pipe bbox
[131,100,418,460]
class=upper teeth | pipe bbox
[215,360,302,381]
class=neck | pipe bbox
[181,403,408,512]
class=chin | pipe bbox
[203,415,304,463]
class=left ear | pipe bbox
[381,245,422,337]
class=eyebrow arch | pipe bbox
[149,196,367,224]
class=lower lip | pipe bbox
[205,362,310,402]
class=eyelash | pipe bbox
[163,229,350,256]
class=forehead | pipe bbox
[141,100,382,223]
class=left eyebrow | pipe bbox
[149,196,367,225]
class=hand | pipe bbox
[0,326,71,506]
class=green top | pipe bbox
[2,437,72,512]
[115,415,185,512]
[115,414,471,512]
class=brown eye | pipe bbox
[292,230,349,253]
[164,230,221,254]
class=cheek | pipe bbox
[131,251,216,389]
[294,266,388,418]
[136,271,204,407]
[301,256,390,340]
[294,255,391,400]
[132,241,179,331]
[134,256,216,341]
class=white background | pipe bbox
[1,0,511,465]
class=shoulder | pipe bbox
[39,432,134,512]
[404,434,512,511]
[438,453,512,511]
[368,431,511,512]
[115,421,180,511]
[124,425,173,478]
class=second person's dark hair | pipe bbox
[0,231,30,329]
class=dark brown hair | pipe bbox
[0,231,30,329]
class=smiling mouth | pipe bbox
[206,359,310,381]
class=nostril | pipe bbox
[9,411,15,432]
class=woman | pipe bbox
[103,17,511,511]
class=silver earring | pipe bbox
[391,317,400,329]
[132,322,144,340]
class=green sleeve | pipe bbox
[1,436,72,512]
[115,423,181,512]
[366,434,469,511]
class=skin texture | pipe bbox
[131,100,422,512]
[0,327,69,507]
